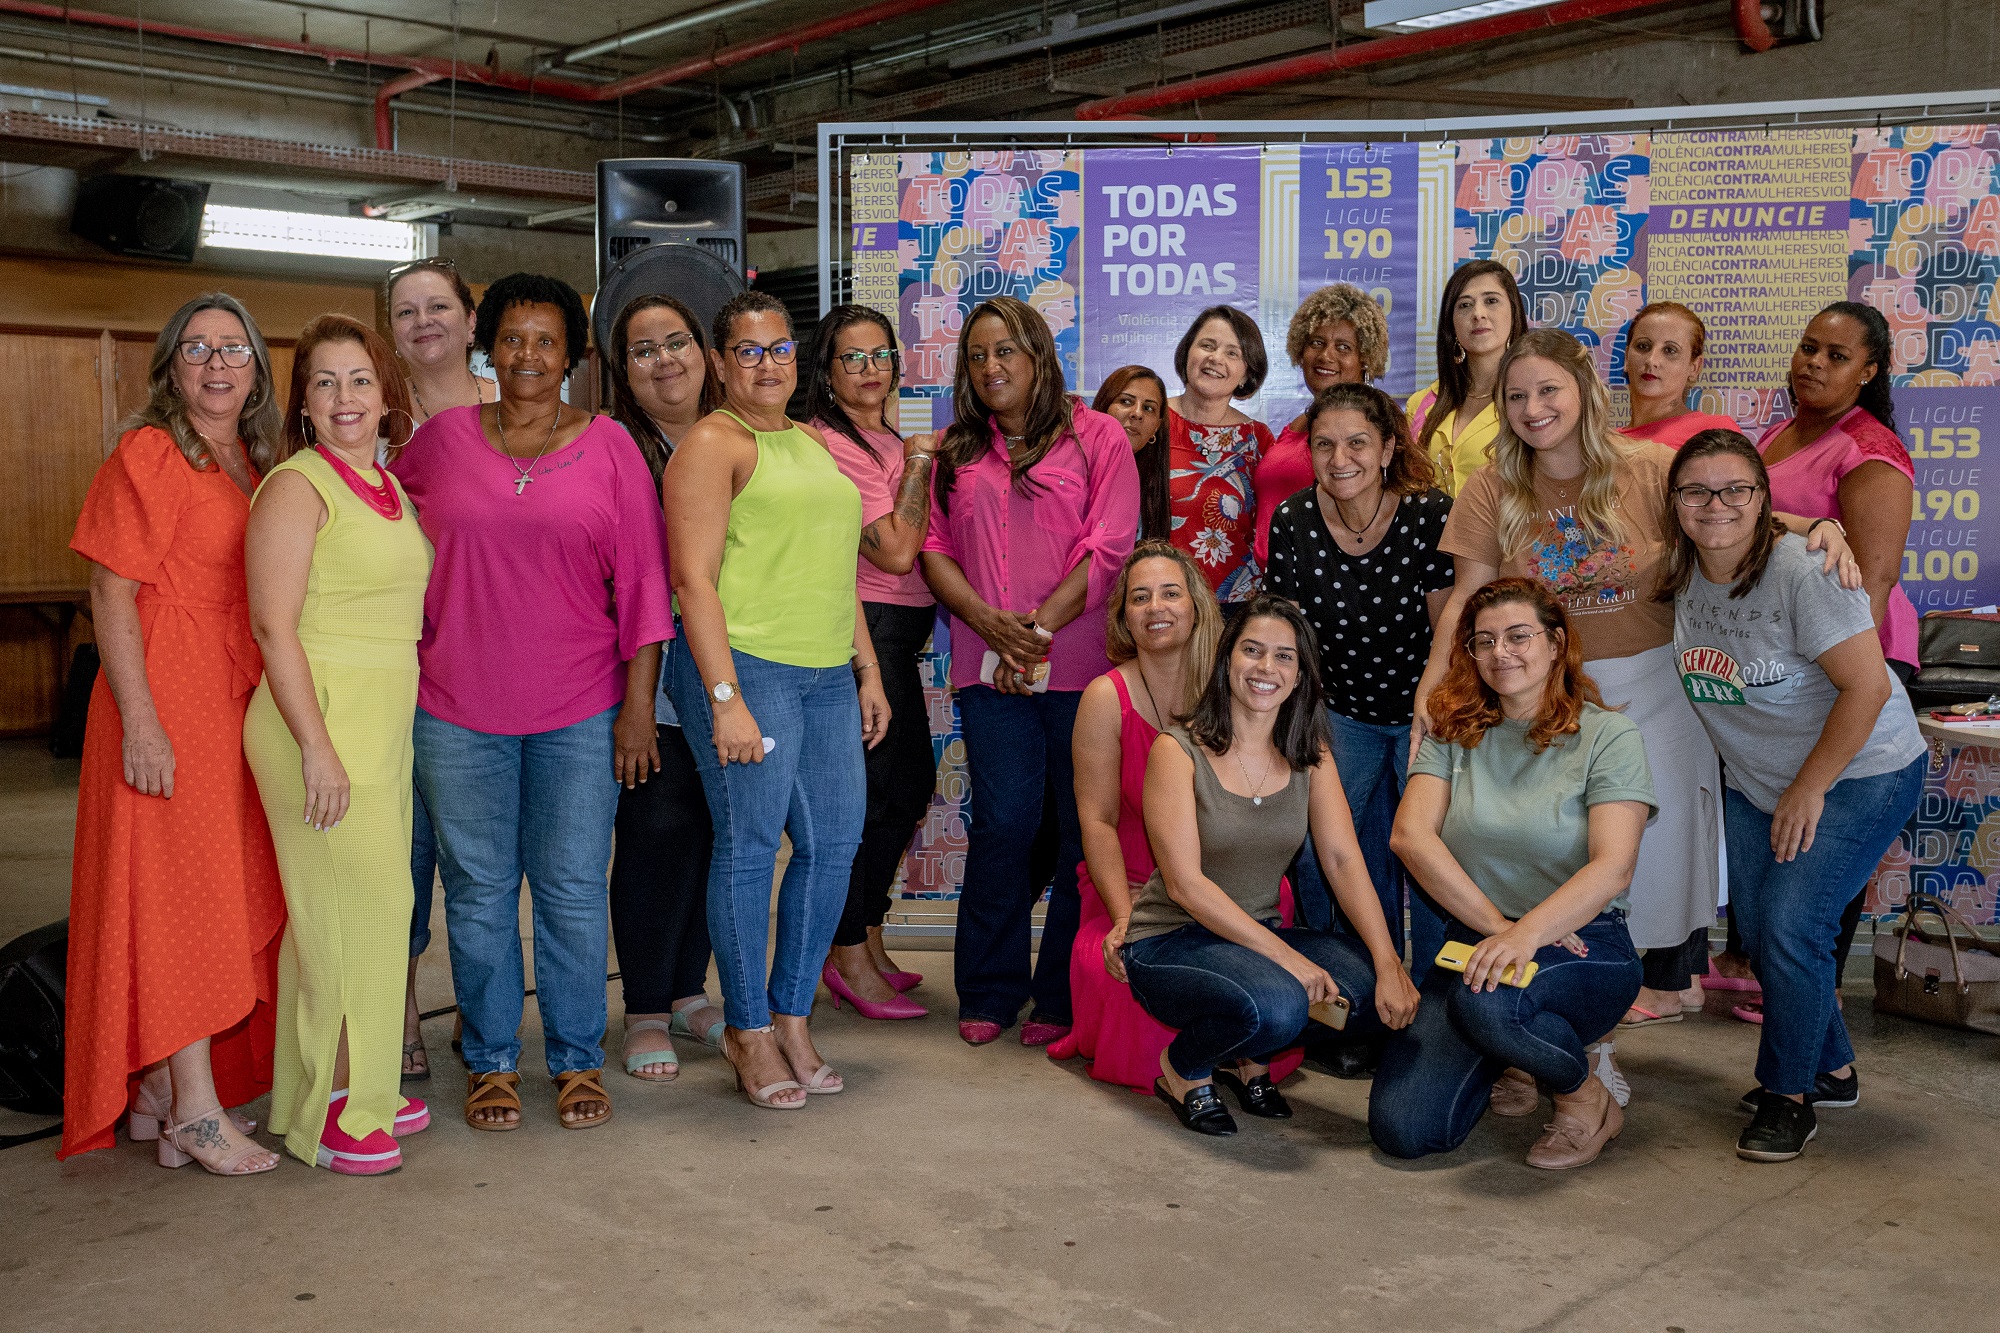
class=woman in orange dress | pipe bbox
[61,293,289,1174]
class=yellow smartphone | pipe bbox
[1307,996,1351,1030]
[1434,939,1538,987]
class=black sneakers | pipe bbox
[1737,1096,1818,1162]
[1737,1068,1859,1112]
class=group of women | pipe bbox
[57,247,1922,1177]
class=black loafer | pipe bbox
[1213,1067,1293,1119]
[1153,1078,1237,1136]
[1302,1036,1381,1080]
[1737,1096,1817,1162]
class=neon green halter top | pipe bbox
[715,409,864,668]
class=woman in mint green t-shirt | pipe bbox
[1372,578,1653,1171]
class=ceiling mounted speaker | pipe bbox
[70,174,210,263]
[592,240,746,357]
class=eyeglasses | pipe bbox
[837,348,898,374]
[1467,627,1548,659]
[177,340,255,368]
[629,335,697,364]
[728,339,797,368]
[1673,483,1761,509]
[386,257,457,280]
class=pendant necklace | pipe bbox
[1330,489,1387,537]
[1132,663,1166,732]
[1233,746,1276,806]
[317,445,402,520]
[497,403,562,496]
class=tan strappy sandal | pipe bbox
[156,1107,278,1174]
[551,1069,612,1129]
[464,1070,522,1132]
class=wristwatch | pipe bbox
[711,680,738,704]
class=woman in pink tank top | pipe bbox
[1051,541,1303,1091]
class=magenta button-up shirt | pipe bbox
[923,405,1140,692]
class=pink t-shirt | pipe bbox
[1756,406,1917,667]
[1620,411,1741,449]
[1251,421,1315,569]
[816,421,934,608]
[390,406,673,734]
[922,405,1140,692]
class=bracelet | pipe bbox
[854,661,879,674]
[1807,516,1846,538]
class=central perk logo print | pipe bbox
[1679,645,1746,705]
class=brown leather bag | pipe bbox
[1873,892,2000,1036]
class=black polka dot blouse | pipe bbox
[1264,486,1454,726]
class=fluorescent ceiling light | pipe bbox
[198,203,423,261]
[1363,0,1562,31]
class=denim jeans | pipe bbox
[408,783,437,957]
[953,685,1085,1027]
[1727,756,1924,1095]
[1289,709,1445,984]
[836,603,939,947]
[667,644,865,1030]
[1368,911,1641,1160]
[1123,922,1381,1080]
[414,705,621,1076]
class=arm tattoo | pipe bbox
[861,456,932,553]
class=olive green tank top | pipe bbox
[715,409,863,668]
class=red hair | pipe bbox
[281,313,416,462]
[1429,578,1603,754]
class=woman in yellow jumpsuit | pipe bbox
[244,314,432,1173]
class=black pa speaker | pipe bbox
[0,919,67,1118]
[71,174,210,263]
[594,158,747,355]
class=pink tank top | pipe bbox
[1108,669,1163,887]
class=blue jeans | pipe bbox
[667,644,865,1030]
[953,685,1085,1027]
[1368,911,1641,1159]
[1290,710,1445,984]
[1123,922,1381,1080]
[1728,756,1924,1095]
[414,705,621,1075]
[409,783,437,956]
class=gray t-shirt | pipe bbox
[1673,533,1924,814]
[1411,704,1656,921]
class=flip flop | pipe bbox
[621,1019,680,1082]
[1619,1005,1683,1028]
[1705,959,1762,994]
[401,1037,431,1083]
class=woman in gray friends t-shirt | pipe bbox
[1660,430,1925,1166]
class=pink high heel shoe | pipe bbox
[156,1107,278,1175]
[882,970,924,993]
[129,1081,255,1141]
[821,962,927,1020]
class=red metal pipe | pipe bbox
[1076,0,1676,120]
[1732,0,1778,52]
[374,70,445,150]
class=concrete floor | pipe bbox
[3,738,1999,1332]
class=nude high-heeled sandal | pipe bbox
[156,1107,278,1175]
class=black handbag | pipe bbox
[1908,612,2000,710]
[0,920,66,1118]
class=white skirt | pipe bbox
[1589,643,1723,949]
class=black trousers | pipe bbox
[1641,924,1712,993]
[834,602,941,948]
[608,722,716,1012]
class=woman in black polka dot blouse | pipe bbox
[1264,383,1454,989]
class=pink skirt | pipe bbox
[1051,868,1305,1092]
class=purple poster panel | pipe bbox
[1901,386,2000,612]
[1081,146,1261,390]
[1297,142,1422,395]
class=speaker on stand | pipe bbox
[594,159,748,403]
[70,174,211,263]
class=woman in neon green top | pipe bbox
[665,291,891,1111]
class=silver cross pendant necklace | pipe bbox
[498,403,562,495]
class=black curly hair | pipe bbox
[474,272,590,375]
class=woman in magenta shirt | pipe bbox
[806,302,936,1020]
[392,273,671,1133]
[922,296,1140,1047]
[1618,302,1738,448]
[1253,284,1390,569]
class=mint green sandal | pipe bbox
[622,1019,679,1081]
[669,1001,726,1049]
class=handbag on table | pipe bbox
[1873,891,2000,1036]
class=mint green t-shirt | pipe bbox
[1411,704,1657,921]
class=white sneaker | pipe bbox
[1588,1041,1630,1107]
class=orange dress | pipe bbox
[60,426,286,1159]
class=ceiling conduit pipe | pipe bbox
[1075,0,1679,120]
[374,69,445,151]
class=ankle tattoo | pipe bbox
[191,1116,227,1151]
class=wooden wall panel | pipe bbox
[0,254,376,337]
[0,331,103,597]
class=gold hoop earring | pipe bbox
[1452,345,1467,365]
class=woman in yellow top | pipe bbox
[244,314,434,1173]
[1405,260,1528,496]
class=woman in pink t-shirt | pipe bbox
[922,296,1141,1047]
[805,303,937,1021]
[392,274,672,1133]
[1253,284,1390,569]
[1618,302,1739,450]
